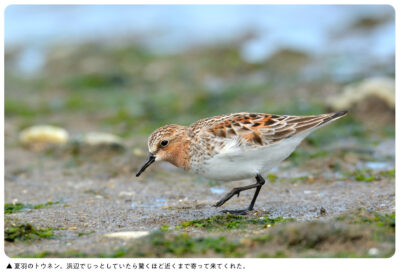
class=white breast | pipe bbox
[194,131,311,181]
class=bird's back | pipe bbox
[188,111,347,180]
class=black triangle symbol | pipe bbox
[7,264,12,269]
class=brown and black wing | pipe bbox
[193,111,347,147]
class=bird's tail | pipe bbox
[321,110,348,125]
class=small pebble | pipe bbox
[83,132,124,147]
[104,231,149,240]
[368,248,379,256]
[19,125,69,145]
[118,191,135,198]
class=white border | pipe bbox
[1,1,398,273]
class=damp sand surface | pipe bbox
[4,137,395,257]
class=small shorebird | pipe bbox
[136,110,348,215]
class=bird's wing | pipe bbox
[190,111,347,147]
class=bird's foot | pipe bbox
[213,188,241,207]
[220,208,251,215]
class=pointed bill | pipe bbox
[136,153,156,177]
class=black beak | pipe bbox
[136,153,156,177]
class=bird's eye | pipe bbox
[160,140,169,147]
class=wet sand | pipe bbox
[4,137,395,257]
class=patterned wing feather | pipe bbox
[190,111,346,147]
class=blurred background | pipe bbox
[4,5,396,258]
[5,5,395,139]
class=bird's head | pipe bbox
[136,124,189,176]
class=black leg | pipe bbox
[213,182,261,207]
[248,174,265,210]
[214,174,265,215]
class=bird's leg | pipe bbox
[213,183,260,207]
[247,174,265,210]
[214,174,265,215]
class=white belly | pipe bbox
[195,132,309,181]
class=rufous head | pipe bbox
[136,124,189,177]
